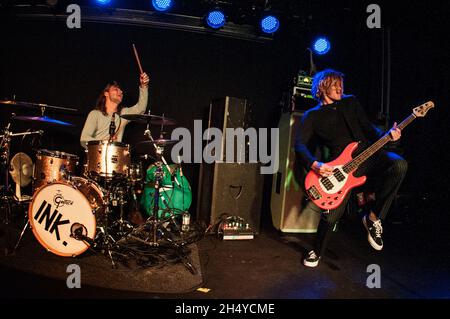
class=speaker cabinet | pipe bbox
[197,162,263,233]
[196,97,263,233]
[271,112,321,233]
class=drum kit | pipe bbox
[0,99,196,271]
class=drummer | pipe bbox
[80,72,150,148]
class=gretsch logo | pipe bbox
[53,191,73,208]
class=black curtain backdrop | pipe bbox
[1,0,448,221]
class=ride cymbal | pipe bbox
[120,114,177,126]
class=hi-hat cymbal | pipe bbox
[14,115,74,127]
[120,114,177,126]
[138,138,179,146]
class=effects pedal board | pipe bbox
[221,217,254,240]
[223,228,254,240]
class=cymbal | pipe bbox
[9,152,33,187]
[0,99,78,112]
[14,115,74,127]
[138,138,179,146]
[120,114,177,126]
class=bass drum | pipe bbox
[140,163,192,219]
[28,179,103,257]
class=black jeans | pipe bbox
[313,150,408,257]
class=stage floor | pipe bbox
[1,207,450,299]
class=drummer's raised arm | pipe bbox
[121,81,148,116]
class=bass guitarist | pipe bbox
[295,69,407,268]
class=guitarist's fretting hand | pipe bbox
[311,161,334,177]
[389,122,401,141]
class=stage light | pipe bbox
[152,0,172,12]
[205,9,226,29]
[260,15,280,34]
[95,0,111,5]
[312,37,331,55]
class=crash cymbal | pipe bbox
[14,115,74,127]
[138,138,179,146]
[0,100,78,112]
[0,100,46,108]
[120,114,177,126]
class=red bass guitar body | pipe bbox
[304,142,366,210]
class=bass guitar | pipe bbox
[305,101,434,210]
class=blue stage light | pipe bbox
[206,10,226,29]
[152,0,172,12]
[312,37,331,55]
[260,15,280,34]
[95,0,111,5]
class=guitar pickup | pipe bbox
[306,186,322,200]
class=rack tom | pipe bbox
[33,149,79,190]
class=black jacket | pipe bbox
[294,95,384,170]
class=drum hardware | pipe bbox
[116,123,196,274]
[1,114,42,226]
[3,97,197,268]
[93,185,122,268]
[109,186,134,237]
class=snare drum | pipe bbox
[28,178,104,257]
[86,141,130,178]
[33,149,79,190]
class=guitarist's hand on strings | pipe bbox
[311,161,334,177]
[389,122,401,141]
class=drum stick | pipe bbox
[132,43,144,74]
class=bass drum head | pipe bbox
[140,164,192,219]
[28,182,96,257]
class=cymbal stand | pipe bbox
[111,183,133,236]
[0,115,44,253]
[95,187,119,269]
[144,121,180,187]
[120,136,196,274]
[93,142,120,268]
[1,115,15,225]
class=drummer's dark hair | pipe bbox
[95,81,124,115]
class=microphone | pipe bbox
[109,112,116,141]
[70,223,87,240]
